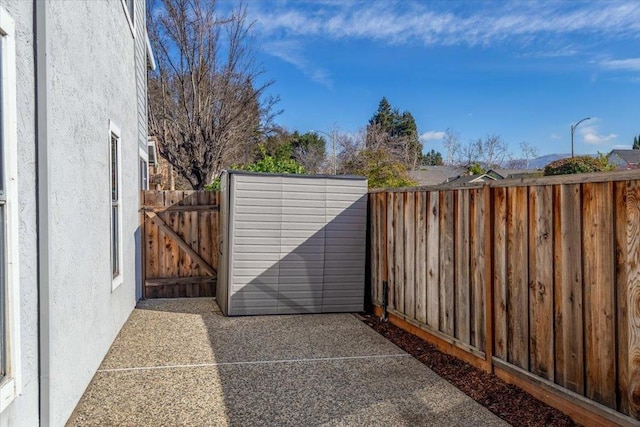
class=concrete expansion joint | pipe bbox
[97,353,412,373]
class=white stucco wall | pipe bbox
[45,1,140,425]
[0,1,145,425]
[0,2,40,426]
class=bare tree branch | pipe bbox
[148,0,280,189]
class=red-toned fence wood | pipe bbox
[369,171,640,425]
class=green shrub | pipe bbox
[344,148,416,189]
[204,144,306,190]
[544,154,615,176]
[467,163,485,175]
[204,178,220,191]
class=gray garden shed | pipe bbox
[217,171,368,316]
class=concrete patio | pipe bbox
[67,298,508,426]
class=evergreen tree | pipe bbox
[633,134,640,150]
[420,149,444,166]
[366,97,423,170]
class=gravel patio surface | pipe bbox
[67,298,508,426]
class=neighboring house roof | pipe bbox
[443,172,500,187]
[608,149,640,169]
[409,166,540,188]
[408,166,464,186]
[493,168,539,178]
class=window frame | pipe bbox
[120,0,135,38]
[109,121,124,291]
[139,146,149,191]
[0,6,21,412]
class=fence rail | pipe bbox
[369,172,640,425]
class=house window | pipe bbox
[139,159,148,190]
[109,122,123,289]
[139,147,149,191]
[0,6,20,412]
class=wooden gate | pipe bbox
[141,191,220,298]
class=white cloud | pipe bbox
[599,58,640,72]
[263,40,333,88]
[250,1,640,48]
[420,131,446,142]
[579,123,617,145]
[550,133,561,140]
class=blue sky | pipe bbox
[240,0,640,157]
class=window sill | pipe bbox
[112,274,124,292]
[0,378,15,413]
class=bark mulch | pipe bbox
[360,314,579,427]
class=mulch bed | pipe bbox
[360,314,579,427]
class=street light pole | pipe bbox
[310,129,336,175]
[570,117,591,158]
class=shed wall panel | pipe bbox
[221,173,367,315]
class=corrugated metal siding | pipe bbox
[224,173,367,316]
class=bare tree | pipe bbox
[442,128,461,165]
[520,141,538,169]
[443,129,511,169]
[477,134,509,169]
[147,0,279,189]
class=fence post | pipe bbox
[484,184,494,373]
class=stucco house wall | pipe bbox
[0,1,149,425]
[0,1,40,426]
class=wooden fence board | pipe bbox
[198,191,213,278]
[455,190,471,344]
[615,181,630,414]
[427,191,440,329]
[394,192,405,314]
[370,194,378,304]
[528,185,554,381]
[626,180,640,418]
[507,186,529,370]
[212,191,220,273]
[387,192,395,310]
[470,188,486,351]
[404,193,416,318]
[493,187,508,360]
[439,191,455,336]
[380,192,388,285]
[583,182,616,409]
[553,183,584,394]
[416,192,427,324]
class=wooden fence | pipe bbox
[141,191,220,298]
[369,170,640,426]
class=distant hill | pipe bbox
[527,153,570,169]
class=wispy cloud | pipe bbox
[420,131,446,142]
[550,133,561,140]
[263,40,333,88]
[250,1,640,48]
[599,58,640,72]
